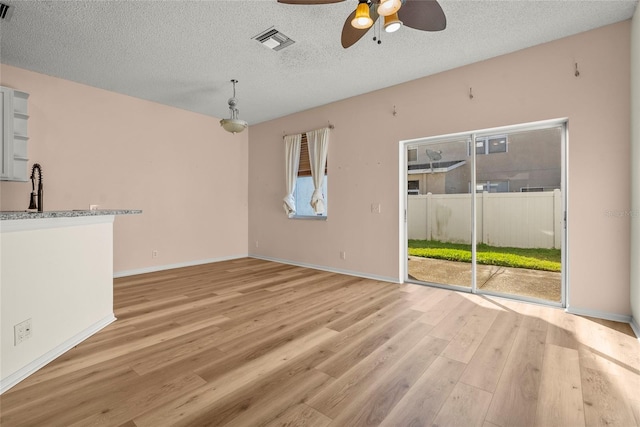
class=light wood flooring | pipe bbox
[1,258,639,426]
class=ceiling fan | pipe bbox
[277,0,446,48]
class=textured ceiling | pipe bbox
[0,0,637,125]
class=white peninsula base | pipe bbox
[0,212,136,393]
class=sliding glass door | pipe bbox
[405,120,565,306]
[407,136,472,290]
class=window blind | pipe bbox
[298,134,328,177]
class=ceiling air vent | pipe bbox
[253,28,295,51]
[0,3,13,21]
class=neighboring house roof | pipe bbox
[408,160,467,174]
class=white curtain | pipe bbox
[306,127,330,214]
[283,134,302,216]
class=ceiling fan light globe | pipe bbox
[384,13,402,33]
[351,3,373,29]
[377,0,401,17]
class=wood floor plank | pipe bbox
[156,346,333,427]
[221,369,332,427]
[133,327,338,426]
[314,308,423,378]
[379,356,466,427]
[194,308,343,383]
[130,327,226,376]
[578,342,640,410]
[0,365,137,424]
[631,399,640,426]
[440,303,500,363]
[68,372,207,427]
[314,298,414,361]
[484,309,548,427]
[534,344,585,427]
[428,294,478,340]
[431,382,493,427]
[417,290,474,327]
[326,334,448,426]
[580,366,637,427]
[325,291,403,332]
[263,403,332,427]
[459,310,522,392]
[544,306,580,350]
[308,321,438,419]
[1,259,638,427]
[408,285,450,312]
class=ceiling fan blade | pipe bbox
[278,0,345,4]
[341,3,379,48]
[398,0,446,32]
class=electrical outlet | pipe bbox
[371,203,381,214]
[14,319,32,345]
[24,319,32,340]
[340,251,347,260]
[255,240,259,248]
[152,250,158,258]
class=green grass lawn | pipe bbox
[408,240,561,272]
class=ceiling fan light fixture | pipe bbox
[377,0,401,17]
[384,12,402,33]
[351,2,373,29]
[219,79,248,134]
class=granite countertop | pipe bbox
[0,209,142,220]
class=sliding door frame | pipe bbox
[399,118,568,308]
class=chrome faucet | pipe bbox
[28,163,43,212]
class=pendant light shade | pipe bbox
[220,79,248,134]
[351,2,373,29]
[377,0,401,17]
[384,12,402,33]
[220,117,248,134]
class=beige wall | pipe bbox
[631,6,640,331]
[0,65,248,274]
[249,22,632,316]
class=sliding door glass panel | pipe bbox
[474,126,562,302]
[407,137,472,289]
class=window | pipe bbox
[521,187,544,192]
[283,128,330,219]
[408,148,418,162]
[472,180,510,193]
[295,175,328,216]
[294,133,328,218]
[469,135,508,155]
[408,180,419,195]
[487,136,508,153]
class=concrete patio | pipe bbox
[408,256,562,302]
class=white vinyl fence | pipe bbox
[408,190,562,249]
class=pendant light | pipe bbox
[351,0,373,29]
[220,79,248,134]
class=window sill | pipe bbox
[289,215,328,221]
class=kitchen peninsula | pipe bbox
[0,209,141,393]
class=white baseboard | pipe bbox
[630,316,640,340]
[565,306,632,324]
[249,254,399,284]
[0,314,116,395]
[113,254,248,278]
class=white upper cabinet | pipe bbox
[1,86,29,182]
